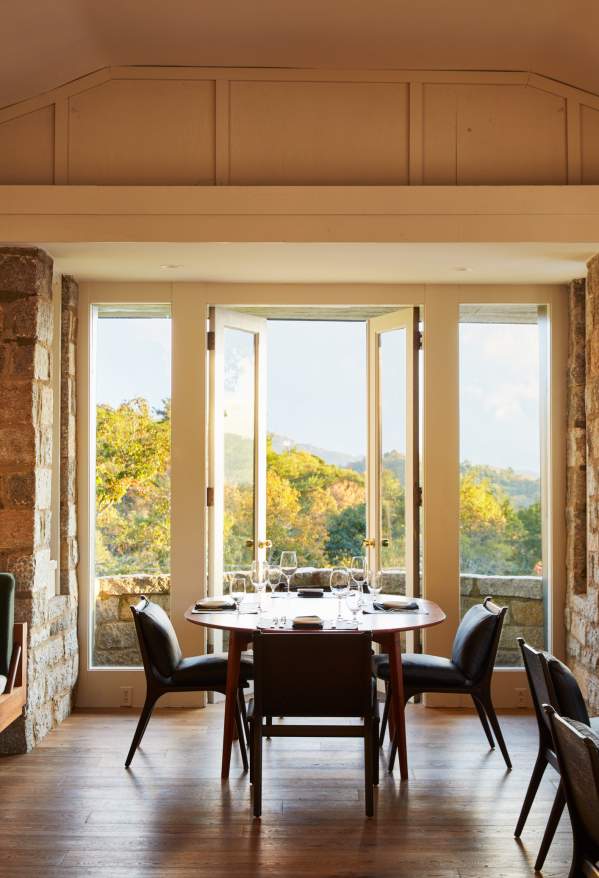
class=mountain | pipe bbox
[269,433,358,468]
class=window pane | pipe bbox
[93,307,171,668]
[223,327,256,570]
[266,321,366,569]
[459,306,545,666]
[380,328,407,576]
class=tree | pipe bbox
[325,503,366,565]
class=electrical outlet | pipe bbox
[515,687,528,709]
[120,686,133,707]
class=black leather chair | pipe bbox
[249,630,379,817]
[126,596,253,768]
[515,638,599,871]
[0,573,15,696]
[545,707,599,878]
[376,597,511,771]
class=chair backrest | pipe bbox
[252,630,373,718]
[519,639,590,741]
[451,597,506,683]
[546,707,599,854]
[130,596,182,679]
[0,573,15,680]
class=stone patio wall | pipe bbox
[94,569,544,668]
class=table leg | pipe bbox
[221,630,245,780]
[387,631,408,780]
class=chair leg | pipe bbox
[472,694,495,750]
[235,697,248,771]
[481,693,512,770]
[125,693,158,768]
[373,715,380,786]
[238,687,250,746]
[364,724,374,817]
[252,720,263,818]
[379,683,390,747]
[534,781,566,872]
[514,749,548,837]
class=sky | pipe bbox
[96,316,541,475]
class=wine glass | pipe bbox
[330,567,349,624]
[267,564,284,596]
[367,569,384,609]
[346,582,363,627]
[229,575,246,613]
[349,556,368,593]
[250,560,268,610]
[280,551,298,592]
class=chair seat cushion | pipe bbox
[170,652,254,688]
[374,653,468,689]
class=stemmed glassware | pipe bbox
[330,567,349,624]
[367,569,384,608]
[229,575,246,613]
[250,560,268,610]
[280,551,298,592]
[346,581,363,627]
[267,563,284,596]
[349,556,368,593]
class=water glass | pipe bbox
[349,556,368,593]
[250,560,268,609]
[346,583,363,627]
[280,551,298,591]
[367,569,384,608]
[268,564,284,596]
[330,567,349,622]
[230,575,246,613]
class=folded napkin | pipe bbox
[292,615,324,629]
[298,588,324,597]
[374,598,420,612]
[194,596,236,611]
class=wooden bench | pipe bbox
[0,622,27,733]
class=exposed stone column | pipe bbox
[0,249,78,753]
[566,261,599,712]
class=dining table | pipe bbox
[185,593,446,781]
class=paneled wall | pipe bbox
[0,67,598,186]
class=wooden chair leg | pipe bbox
[373,715,380,786]
[514,748,548,837]
[235,698,248,771]
[379,683,390,746]
[252,720,263,818]
[481,693,512,770]
[238,687,250,746]
[472,694,495,750]
[125,693,159,768]
[364,724,374,817]
[535,782,566,872]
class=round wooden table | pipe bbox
[185,594,446,781]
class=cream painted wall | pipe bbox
[1,67,598,186]
[76,281,567,709]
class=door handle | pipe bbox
[258,540,272,550]
[362,538,375,547]
[245,539,254,548]
[381,538,390,548]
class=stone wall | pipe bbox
[0,249,79,753]
[566,267,599,712]
[94,569,543,669]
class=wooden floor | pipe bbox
[0,704,572,878]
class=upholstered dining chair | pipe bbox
[375,597,511,771]
[545,707,599,878]
[126,596,253,768]
[249,630,379,817]
[515,638,599,871]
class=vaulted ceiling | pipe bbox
[2,0,598,109]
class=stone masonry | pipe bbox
[0,248,79,753]
[567,265,599,712]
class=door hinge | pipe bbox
[207,330,215,351]
[416,486,423,506]
[416,330,423,350]
[207,486,214,507]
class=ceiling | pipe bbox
[3,1,599,110]
[40,242,596,285]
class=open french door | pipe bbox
[208,308,268,598]
[366,308,421,609]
